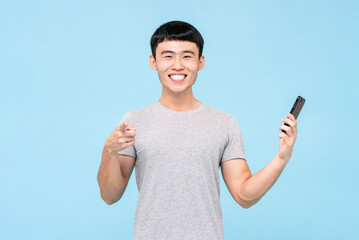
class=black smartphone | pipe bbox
[282,96,306,133]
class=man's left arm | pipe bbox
[221,113,298,208]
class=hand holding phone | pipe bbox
[282,96,306,133]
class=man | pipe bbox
[97,20,298,240]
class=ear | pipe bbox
[149,55,157,71]
[198,55,205,71]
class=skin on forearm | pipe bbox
[97,146,126,204]
[238,153,288,205]
[237,113,297,207]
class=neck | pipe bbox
[159,91,201,112]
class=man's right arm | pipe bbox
[97,122,136,205]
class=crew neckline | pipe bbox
[155,100,205,115]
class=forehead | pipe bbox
[156,40,199,55]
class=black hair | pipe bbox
[150,20,204,59]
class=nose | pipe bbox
[171,57,184,70]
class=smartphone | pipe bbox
[281,96,306,133]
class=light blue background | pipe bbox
[1,0,358,239]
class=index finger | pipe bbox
[287,113,296,122]
[118,121,128,131]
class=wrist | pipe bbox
[276,153,290,166]
[104,143,118,156]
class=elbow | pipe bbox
[100,192,119,205]
[236,195,255,209]
[237,191,259,209]
[238,198,258,209]
[104,198,116,205]
[240,201,255,209]
[99,187,121,205]
[97,177,124,205]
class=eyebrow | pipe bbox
[160,50,196,55]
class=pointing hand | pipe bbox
[105,121,137,154]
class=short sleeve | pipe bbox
[221,115,246,163]
[117,111,137,158]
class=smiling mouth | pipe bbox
[168,74,187,81]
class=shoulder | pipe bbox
[121,101,157,122]
[202,103,244,133]
[202,102,233,122]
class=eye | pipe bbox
[184,55,192,58]
[164,55,172,58]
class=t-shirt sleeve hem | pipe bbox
[118,152,136,158]
[221,155,246,163]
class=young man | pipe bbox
[97,20,298,240]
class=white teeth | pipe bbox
[170,74,186,80]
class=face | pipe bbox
[149,40,205,95]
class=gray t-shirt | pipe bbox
[118,100,246,240]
